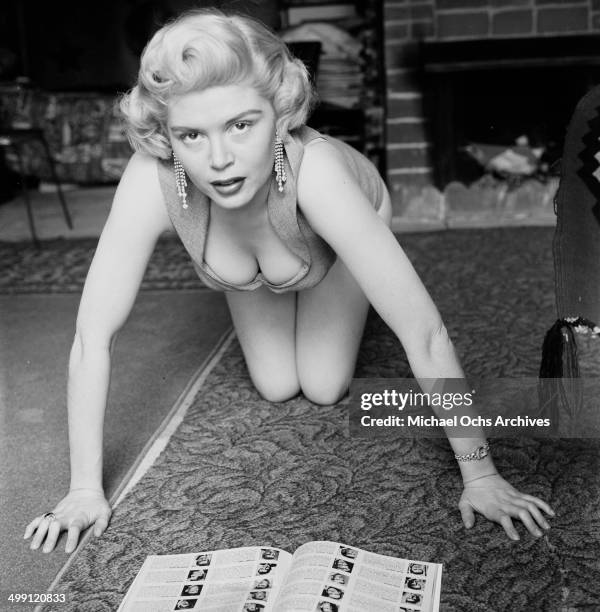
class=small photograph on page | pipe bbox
[328,572,348,585]
[407,562,427,576]
[253,578,272,590]
[401,591,423,606]
[249,590,269,601]
[316,602,339,612]
[321,586,344,600]
[332,558,354,573]
[338,546,359,559]
[187,569,207,581]
[194,553,212,567]
[404,577,426,591]
[260,548,279,560]
[256,563,276,575]
[180,584,203,596]
[174,599,197,610]
[243,604,265,611]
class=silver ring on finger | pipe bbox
[42,512,56,522]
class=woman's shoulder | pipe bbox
[117,151,163,187]
[296,135,366,230]
[119,152,170,203]
[296,129,385,212]
[297,134,355,192]
[124,151,164,175]
[296,127,368,180]
[109,152,172,232]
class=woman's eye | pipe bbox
[232,121,250,132]
[182,131,200,142]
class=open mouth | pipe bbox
[210,177,245,196]
[211,177,244,187]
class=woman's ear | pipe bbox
[275,117,288,139]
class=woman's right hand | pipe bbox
[24,489,112,554]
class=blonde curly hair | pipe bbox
[120,8,316,159]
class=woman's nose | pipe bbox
[209,138,233,170]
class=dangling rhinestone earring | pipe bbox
[173,154,188,209]
[274,132,286,193]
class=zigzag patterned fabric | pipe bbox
[553,84,600,325]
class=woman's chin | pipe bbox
[210,179,270,211]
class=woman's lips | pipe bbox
[211,177,245,195]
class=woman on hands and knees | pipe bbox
[24,8,554,553]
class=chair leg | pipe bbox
[39,133,73,229]
[12,143,39,246]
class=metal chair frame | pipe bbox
[0,127,73,245]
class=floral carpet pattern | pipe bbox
[0,237,205,294]
[4,228,598,612]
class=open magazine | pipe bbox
[117,541,442,612]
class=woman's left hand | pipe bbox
[458,473,555,540]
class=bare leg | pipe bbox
[295,257,370,404]
[296,189,393,404]
[225,287,299,402]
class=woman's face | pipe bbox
[326,587,341,599]
[168,83,277,212]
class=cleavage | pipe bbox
[204,204,304,285]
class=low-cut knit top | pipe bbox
[156,125,385,293]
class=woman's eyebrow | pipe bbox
[227,109,263,123]
[169,109,264,132]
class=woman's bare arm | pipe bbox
[297,142,554,539]
[25,152,173,553]
[297,143,464,390]
[68,153,172,491]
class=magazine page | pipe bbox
[273,541,442,612]
[117,546,292,612]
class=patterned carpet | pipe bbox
[0,237,205,294]
[5,228,599,611]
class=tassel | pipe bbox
[539,319,580,378]
[538,317,597,435]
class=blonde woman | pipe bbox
[24,9,554,554]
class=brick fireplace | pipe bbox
[383,0,600,218]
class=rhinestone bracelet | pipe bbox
[454,441,490,462]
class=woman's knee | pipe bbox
[252,371,301,403]
[299,371,351,406]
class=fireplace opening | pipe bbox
[421,35,600,189]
